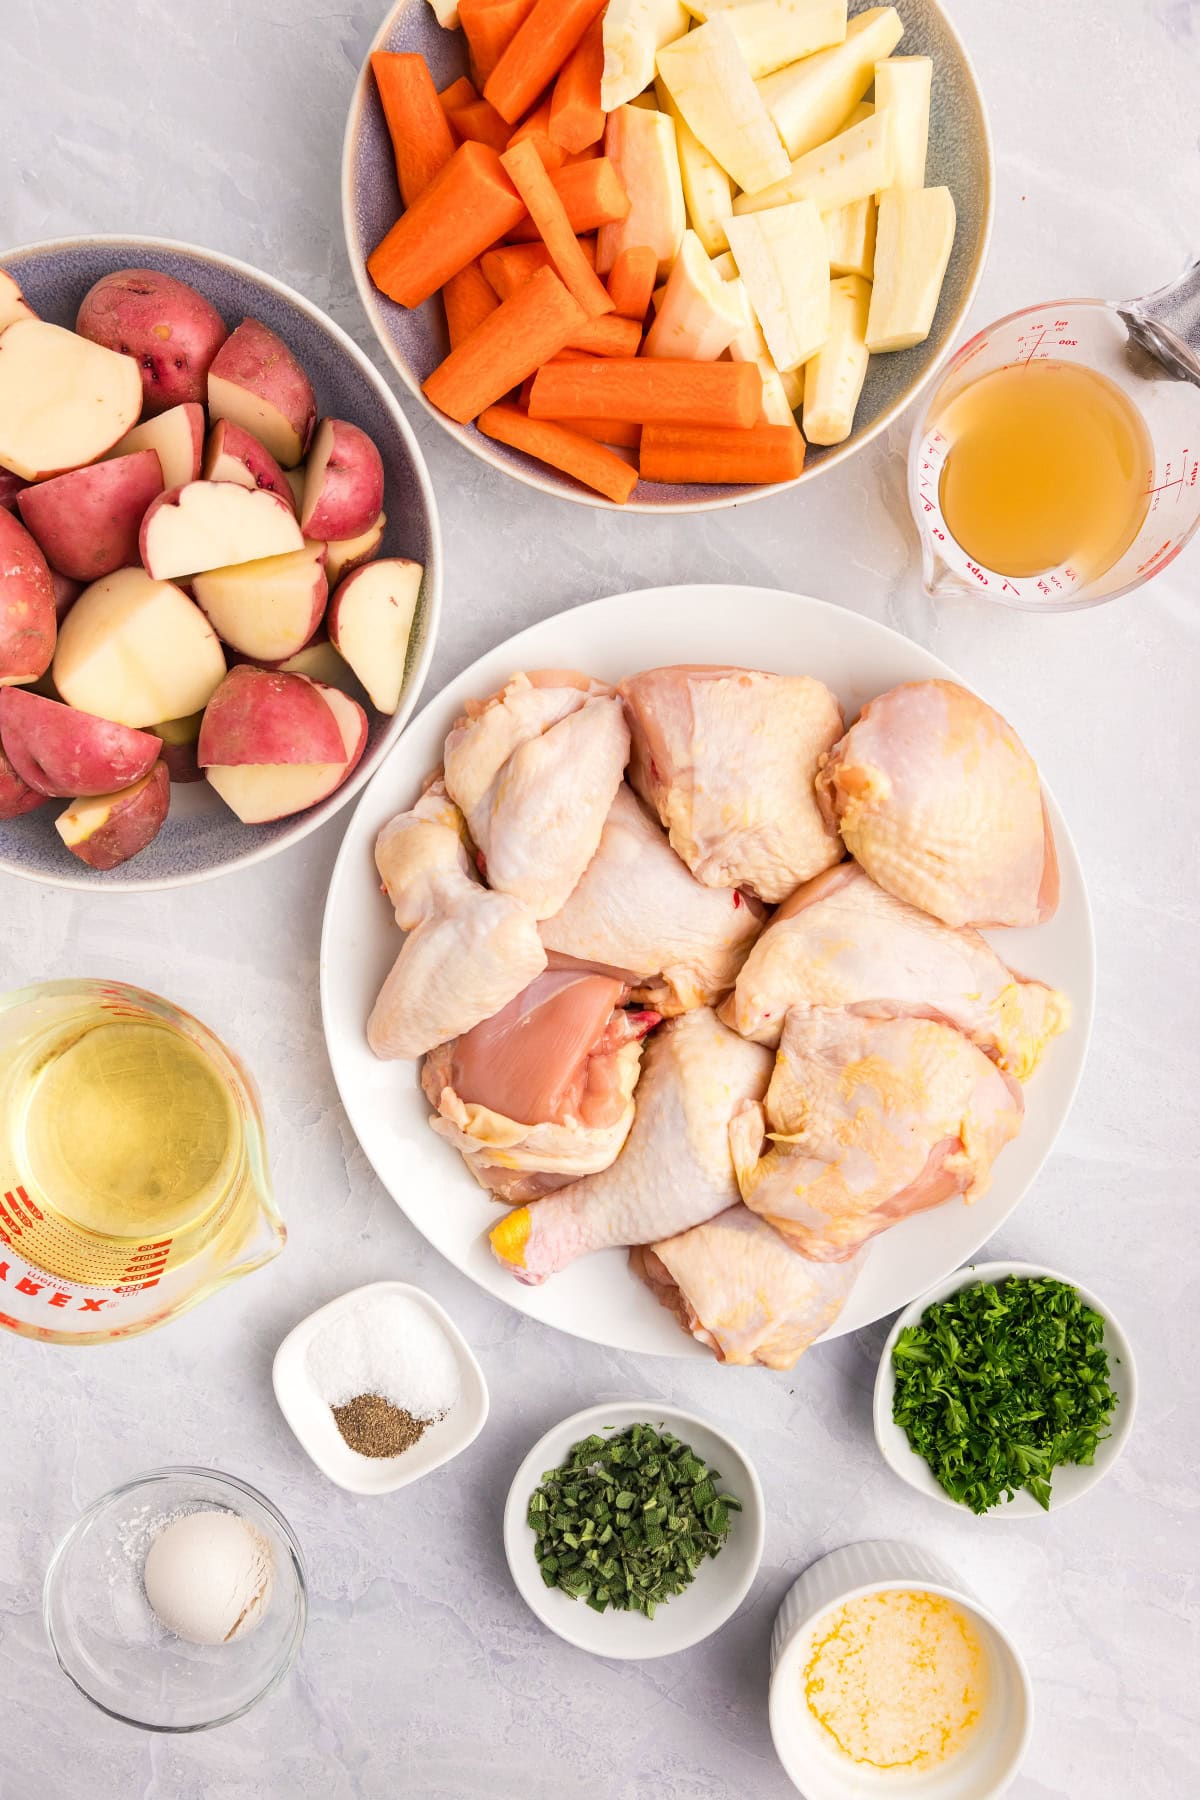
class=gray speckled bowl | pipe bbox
[342,0,993,513]
[0,235,442,891]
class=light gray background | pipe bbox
[1,2,1198,1796]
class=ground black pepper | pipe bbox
[332,1392,432,1458]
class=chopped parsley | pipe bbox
[527,1421,741,1617]
[891,1275,1119,1514]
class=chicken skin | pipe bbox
[368,781,546,1060]
[443,670,630,919]
[422,971,657,1200]
[489,1007,771,1282]
[816,680,1059,928]
[619,665,844,902]
[631,1207,862,1368]
[540,784,765,1013]
[730,1005,1024,1261]
[721,862,1069,1079]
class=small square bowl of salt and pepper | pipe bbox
[272,1281,489,1495]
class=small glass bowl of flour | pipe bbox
[43,1468,307,1731]
[272,1282,489,1494]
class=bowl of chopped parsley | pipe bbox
[503,1403,764,1658]
[873,1262,1137,1517]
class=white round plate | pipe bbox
[502,1402,764,1660]
[320,585,1095,1358]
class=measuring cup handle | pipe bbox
[1117,256,1200,386]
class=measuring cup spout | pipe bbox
[1117,256,1200,387]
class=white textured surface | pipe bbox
[0,2,1197,1796]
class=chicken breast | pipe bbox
[620,664,844,902]
[816,679,1059,928]
[721,862,1069,1079]
[730,1005,1024,1261]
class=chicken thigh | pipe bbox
[816,680,1059,928]
[619,665,844,901]
[489,1007,771,1282]
[731,1005,1024,1261]
[721,862,1069,1079]
[539,785,765,1013]
[631,1207,862,1369]
[368,781,546,1060]
[423,971,657,1201]
[442,670,630,919]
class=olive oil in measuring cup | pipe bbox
[934,360,1154,580]
[0,981,282,1343]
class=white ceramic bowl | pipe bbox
[503,1401,764,1659]
[272,1280,489,1495]
[769,1540,1032,1799]
[873,1260,1137,1518]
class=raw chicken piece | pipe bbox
[619,664,844,901]
[631,1208,862,1369]
[731,1005,1024,1261]
[489,1007,772,1282]
[368,781,546,1060]
[721,862,1069,1079]
[422,971,658,1200]
[539,785,765,1013]
[816,679,1060,928]
[442,669,630,919]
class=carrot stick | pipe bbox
[500,139,614,319]
[548,16,605,154]
[459,0,538,85]
[370,53,457,206]
[438,76,479,116]
[606,246,658,321]
[477,402,638,502]
[528,358,762,427]
[639,422,806,485]
[507,98,567,173]
[485,0,609,125]
[443,260,501,346]
[564,314,642,355]
[564,416,643,449]
[448,98,512,153]
[507,158,630,239]
[518,345,596,409]
[424,267,587,423]
[481,237,597,300]
[367,142,526,309]
[563,144,602,163]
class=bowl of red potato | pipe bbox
[0,236,441,889]
[343,0,992,511]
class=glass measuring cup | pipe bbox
[909,261,1200,610]
[0,980,283,1345]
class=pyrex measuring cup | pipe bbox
[909,261,1200,610]
[0,980,283,1345]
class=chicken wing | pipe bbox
[731,1005,1024,1261]
[619,665,844,901]
[539,784,765,1013]
[631,1207,862,1368]
[816,679,1059,928]
[721,862,1069,1079]
[489,1007,772,1282]
[443,670,630,919]
[422,971,657,1200]
[368,782,546,1060]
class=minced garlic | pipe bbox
[802,1588,989,1771]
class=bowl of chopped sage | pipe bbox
[503,1402,764,1659]
[873,1261,1137,1517]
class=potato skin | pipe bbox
[0,507,56,685]
[0,739,48,818]
[76,268,228,415]
[57,760,170,869]
[0,686,161,797]
[17,449,164,582]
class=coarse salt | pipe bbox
[306,1296,461,1422]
